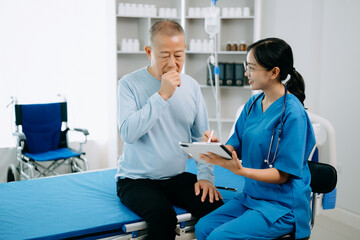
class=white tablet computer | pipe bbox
[179,142,232,163]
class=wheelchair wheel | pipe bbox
[7,164,20,182]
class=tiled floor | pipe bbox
[310,213,360,240]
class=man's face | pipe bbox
[146,34,186,80]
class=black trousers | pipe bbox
[117,172,224,240]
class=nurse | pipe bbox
[195,38,316,240]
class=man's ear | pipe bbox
[271,67,280,80]
[145,45,152,60]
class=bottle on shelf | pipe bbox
[202,39,210,52]
[133,39,140,52]
[121,38,127,51]
[188,8,195,17]
[149,5,156,17]
[226,42,232,51]
[158,8,165,17]
[138,4,144,16]
[228,8,236,18]
[222,7,229,17]
[171,8,177,18]
[118,3,125,16]
[236,7,242,17]
[232,42,238,51]
[239,41,247,51]
[243,7,250,17]
[126,39,134,52]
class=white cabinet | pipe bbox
[116,0,261,150]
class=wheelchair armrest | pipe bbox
[73,128,89,136]
[13,132,26,141]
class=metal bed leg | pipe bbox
[20,160,35,180]
[176,221,187,236]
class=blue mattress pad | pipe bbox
[0,159,244,239]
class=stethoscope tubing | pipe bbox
[247,85,287,168]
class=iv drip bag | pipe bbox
[205,6,220,37]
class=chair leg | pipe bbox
[20,160,35,179]
[81,156,88,171]
[32,160,65,177]
[70,157,88,172]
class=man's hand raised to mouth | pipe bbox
[158,70,182,101]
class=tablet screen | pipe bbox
[179,142,232,163]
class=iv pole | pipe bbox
[205,0,221,140]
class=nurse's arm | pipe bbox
[241,168,289,184]
[200,150,289,184]
[223,148,290,184]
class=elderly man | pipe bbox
[116,20,223,240]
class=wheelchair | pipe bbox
[7,97,89,181]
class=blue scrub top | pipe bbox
[227,93,316,239]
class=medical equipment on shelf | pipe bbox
[247,85,288,168]
[205,0,222,140]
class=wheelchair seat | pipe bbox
[7,99,89,181]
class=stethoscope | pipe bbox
[247,85,287,168]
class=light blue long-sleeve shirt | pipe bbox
[115,67,214,183]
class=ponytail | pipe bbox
[286,68,306,106]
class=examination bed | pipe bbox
[0,159,244,240]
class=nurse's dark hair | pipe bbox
[247,38,306,106]
[149,19,184,46]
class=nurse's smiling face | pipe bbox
[245,49,272,90]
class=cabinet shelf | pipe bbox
[221,16,254,20]
[117,15,181,20]
[117,51,146,54]
[187,51,247,55]
[200,85,251,89]
[209,118,235,123]
[185,16,254,20]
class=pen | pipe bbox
[215,186,237,192]
[207,129,214,143]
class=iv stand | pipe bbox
[213,36,221,141]
[206,0,221,140]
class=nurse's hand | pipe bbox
[194,179,223,203]
[199,151,243,176]
[201,130,220,142]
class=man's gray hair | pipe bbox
[149,20,185,46]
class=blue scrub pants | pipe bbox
[195,196,295,240]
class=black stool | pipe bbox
[274,161,337,240]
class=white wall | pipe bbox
[260,0,360,216]
[0,0,118,181]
